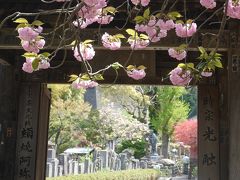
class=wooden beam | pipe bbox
[0,28,230,51]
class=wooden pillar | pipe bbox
[14,83,51,180]
[228,22,240,180]
[0,64,18,180]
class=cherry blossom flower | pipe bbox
[168,48,186,61]
[200,0,216,9]
[128,38,149,49]
[73,43,95,61]
[169,67,192,86]
[226,0,240,20]
[175,22,197,38]
[127,69,146,80]
[21,39,45,53]
[39,60,50,69]
[147,29,167,42]
[131,0,150,6]
[97,15,114,24]
[22,58,34,73]
[18,27,40,41]
[157,19,175,31]
[72,79,98,89]
[101,33,121,50]
[201,71,213,77]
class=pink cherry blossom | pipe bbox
[21,39,45,53]
[73,18,94,29]
[83,0,99,6]
[102,33,121,50]
[135,24,147,32]
[131,0,150,6]
[175,22,197,38]
[157,19,175,31]
[97,15,114,24]
[18,27,39,41]
[147,29,167,42]
[169,67,192,86]
[127,69,146,80]
[201,71,213,77]
[226,0,240,20]
[168,48,186,61]
[22,58,34,73]
[73,43,95,61]
[72,79,98,89]
[39,61,50,69]
[200,0,216,9]
[128,38,149,49]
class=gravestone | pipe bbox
[119,153,128,170]
[98,150,109,169]
[58,153,69,175]
[84,159,90,174]
[68,159,73,174]
[46,163,52,177]
[73,161,78,175]
[57,165,63,176]
[47,149,56,160]
[79,163,84,174]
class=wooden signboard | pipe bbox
[198,85,219,180]
[15,83,41,180]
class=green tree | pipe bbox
[48,84,91,154]
[149,86,190,158]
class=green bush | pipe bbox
[116,140,147,159]
[46,169,160,180]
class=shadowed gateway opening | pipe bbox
[45,84,198,180]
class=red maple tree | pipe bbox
[174,119,198,159]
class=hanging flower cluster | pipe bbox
[14,18,50,73]
[130,0,150,7]
[168,45,187,61]
[73,0,115,29]
[101,33,125,50]
[127,65,146,80]
[200,0,216,9]
[226,0,240,19]
[169,65,192,86]
[175,21,197,38]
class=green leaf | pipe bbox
[103,6,117,15]
[187,63,194,69]
[179,44,187,50]
[198,46,206,54]
[31,20,44,26]
[186,19,193,24]
[41,52,51,58]
[81,74,90,80]
[143,8,150,19]
[16,23,27,30]
[126,29,137,37]
[175,20,184,24]
[68,75,79,82]
[22,52,37,58]
[94,74,104,81]
[32,58,40,70]
[214,59,223,68]
[178,63,186,68]
[13,18,28,24]
[83,39,95,44]
[140,34,149,40]
[134,16,145,24]
[112,62,123,70]
[137,65,146,70]
[126,65,135,70]
[167,11,182,18]
[114,34,125,39]
[155,13,162,18]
